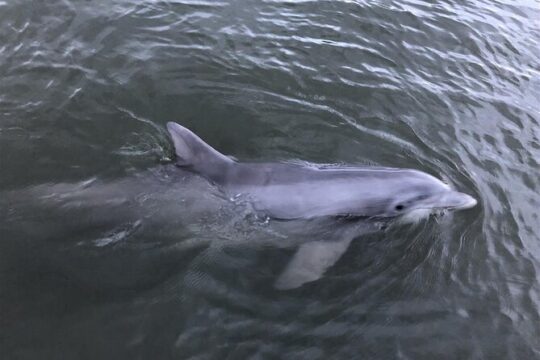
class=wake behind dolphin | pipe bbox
[166,122,477,289]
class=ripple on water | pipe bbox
[0,0,539,358]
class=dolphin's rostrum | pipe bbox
[166,122,477,289]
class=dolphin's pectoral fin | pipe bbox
[274,237,354,290]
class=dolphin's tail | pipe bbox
[166,122,234,182]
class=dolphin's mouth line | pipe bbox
[413,193,478,212]
[415,205,472,211]
[410,205,474,213]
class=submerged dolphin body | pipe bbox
[166,122,477,289]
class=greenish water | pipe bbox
[1,0,539,359]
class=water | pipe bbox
[1,0,539,358]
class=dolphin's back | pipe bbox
[166,123,439,220]
[224,163,429,219]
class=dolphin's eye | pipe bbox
[395,204,404,211]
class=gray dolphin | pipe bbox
[166,122,477,289]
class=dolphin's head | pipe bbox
[377,170,477,223]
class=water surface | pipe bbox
[1,0,539,359]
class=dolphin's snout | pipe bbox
[437,191,477,210]
[460,193,478,209]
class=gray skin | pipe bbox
[166,122,477,289]
[166,122,477,219]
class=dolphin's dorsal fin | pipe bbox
[274,237,354,290]
[166,122,234,181]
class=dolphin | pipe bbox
[166,122,477,289]
[1,123,477,291]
